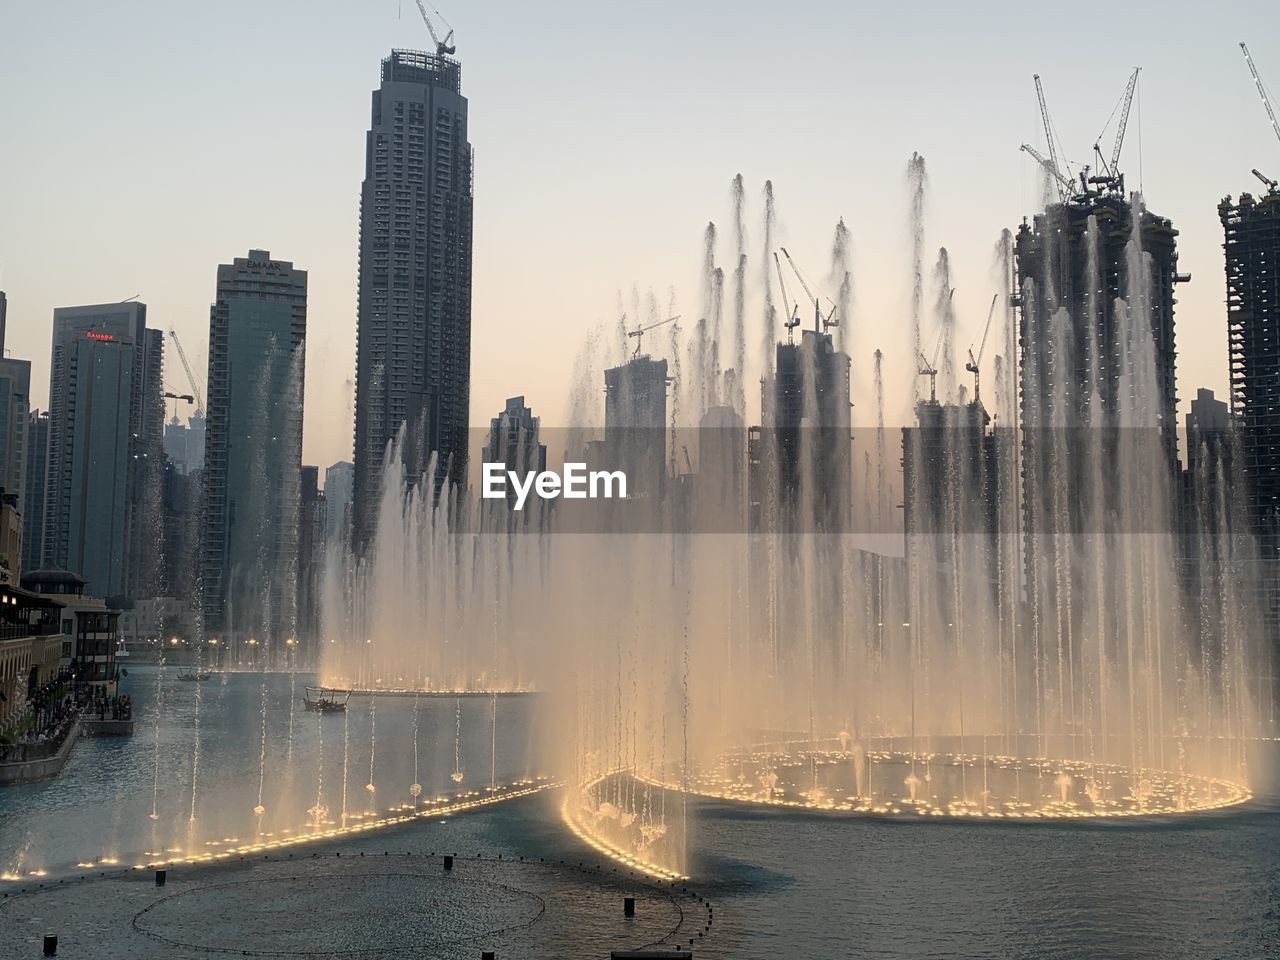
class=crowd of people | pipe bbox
[0,679,131,763]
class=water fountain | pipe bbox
[300,166,1272,882]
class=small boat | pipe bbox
[303,686,349,713]
[177,672,212,682]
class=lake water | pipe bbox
[2,666,1278,958]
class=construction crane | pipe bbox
[916,351,939,405]
[1020,143,1074,201]
[627,315,679,358]
[1032,75,1072,204]
[965,294,1000,406]
[168,328,206,417]
[163,391,194,422]
[780,247,839,334]
[1242,43,1280,193]
[1091,67,1140,184]
[1242,42,1280,147]
[772,252,802,342]
[414,0,455,55]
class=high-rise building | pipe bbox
[323,461,354,546]
[767,329,852,530]
[601,356,669,500]
[486,396,547,484]
[127,327,166,600]
[352,48,474,549]
[164,409,206,475]
[1015,191,1183,606]
[202,251,307,652]
[1016,193,1181,436]
[1221,186,1280,634]
[21,410,48,575]
[0,349,30,504]
[296,465,325,664]
[0,290,7,355]
[42,302,156,599]
[0,339,30,585]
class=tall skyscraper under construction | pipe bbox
[1220,183,1280,634]
[1015,187,1184,534]
[352,48,474,550]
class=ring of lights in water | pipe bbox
[664,745,1251,819]
[133,872,545,955]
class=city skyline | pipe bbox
[1,2,1278,475]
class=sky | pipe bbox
[2,0,1278,475]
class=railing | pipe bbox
[0,622,58,643]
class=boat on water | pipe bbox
[303,686,349,713]
[177,672,212,682]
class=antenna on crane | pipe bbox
[1241,42,1280,192]
[168,328,206,417]
[780,247,839,334]
[773,252,801,343]
[965,294,1000,406]
[413,0,456,55]
[626,315,679,359]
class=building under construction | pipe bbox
[1221,184,1280,634]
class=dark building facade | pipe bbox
[21,410,48,576]
[1015,192,1182,578]
[352,49,474,549]
[202,251,306,653]
[42,302,159,599]
[601,356,669,501]
[765,330,852,531]
[297,465,325,664]
[1221,187,1280,636]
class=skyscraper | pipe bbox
[164,409,206,475]
[1015,191,1183,583]
[202,251,306,653]
[768,329,852,531]
[21,410,48,576]
[485,396,547,510]
[0,347,30,504]
[42,302,155,598]
[352,48,474,549]
[296,465,325,664]
[1220,185,1280,635]
[323,461,354,546]
[603,356,669,500]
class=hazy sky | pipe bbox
[2,0,1278,473]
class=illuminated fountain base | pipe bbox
[668,744,1251,819]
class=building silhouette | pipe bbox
[201,251,306,653]
[352,49,474,549]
